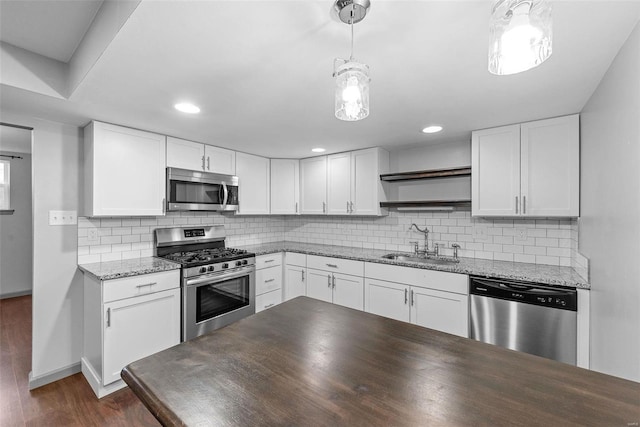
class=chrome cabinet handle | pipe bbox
[350,201,354,213]
[523,196,527,214]
[264,259,275,263]
[322,201,326,213]
[332,275,336,288]
[328,274,331,287]
[162,198,165,214]
[207,156,211,170]
[301,270,305,282]
[404,288,408,304]
[295,202,298,213]
[515,196,519,214]
[264,279,275,283]
[326,264,338,268]
[264,303,275,309]
[346,201,350,213]
[106,308,111,328]
[410,289,415,306]
[201,155,205,170]
[135,282,156,289]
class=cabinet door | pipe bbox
[87,122,166,216]
[204,145,236,175]
[305,269,333,303]
[365,278,410,322]
[166,136,205,171]
[521,115,579,217]
[332,272,364,311]
[284,265,306,301]
[103,288,180,386]
[300,156,327,214]
[471,124,521,217]
[410,287,469,338]
[271,159,300,214]
[235,152,270,214]
[351,148,386,216]
[327,152,352,215]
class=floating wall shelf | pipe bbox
[380,166,471,182]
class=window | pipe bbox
[0,160,10,210]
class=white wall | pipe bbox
[579,22,640,382]
[0,147,33,298]
[0,111,84,385]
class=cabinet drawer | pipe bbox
[285,252,306,267]
[255,289,282,313]
[103,270,179,303]
[364,262,468,295]
[307,255,363,277]
[256,253,283,269]
[256,265,282,295]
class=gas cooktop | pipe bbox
[162,248,251,267]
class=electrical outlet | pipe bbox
[473,225,488,240]
[515,227,528,242]
[87,228,99,243]
[48,210,77,226]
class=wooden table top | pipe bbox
[122,297,640,426]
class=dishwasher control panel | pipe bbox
[470,277,577,311]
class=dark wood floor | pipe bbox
[0,295,160,426]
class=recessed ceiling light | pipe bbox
[174,103,200,114]
[422,125,443,134]
[311,148,326,153]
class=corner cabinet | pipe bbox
[271,159,300,214]
[84,121,166,216]
[471,114,579,217]
[235,152,270,215]
[166,136,236,175]
[81,270,181,398]
[300,156,328,214]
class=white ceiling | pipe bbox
[0,0,103,62]
[0,1,639,159]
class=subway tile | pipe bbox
[100,236,121,245]
[78,254,101,264]
[493,236,514,245]
[140,218,158,226]
[112,227,132,236]
[77,246,90,256]
[503,244,524,254]
[524,246,546,255]
[100,218,122,227]
[494,253,514,262]
[90,245,111,254]
[547,229,572,238]
[484,243,503,252]
[122,235,141,243]
[514,254,536,263]
[535,237,559,247]
[101,252,122,262]
[122,218,141,227]
[78,217,100,228]
[547,247,571,257]
[536,255,560,266]
[121,250,141,260]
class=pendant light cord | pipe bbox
[350,4,355,60]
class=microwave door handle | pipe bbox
[222,182,229,209]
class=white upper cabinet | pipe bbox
[327,152,352,215]
[270,159,300,214]
[205,145,236,175]
[84,121,166,217]
[167,136,236,175]
[324,147,389,216]
[300,156,327,215]
[235,152,270,215]
[472,114,579,217]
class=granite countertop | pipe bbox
[239,241,590,289]
[78,257,181,281]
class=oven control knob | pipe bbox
[199,267,207,274]
[222,263,229,269]
[208,266,215,272]
[242,260,248,265]
[236,261,242,267]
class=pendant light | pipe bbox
[333,0,371,121]
[488,0,552,75]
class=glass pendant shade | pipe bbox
[334,58,370,121]
[488,0,552,75]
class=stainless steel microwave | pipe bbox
[166,167,239,212]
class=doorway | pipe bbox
[0,123,33,299]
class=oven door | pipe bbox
[183,265,255,341]
[167,167,239,212]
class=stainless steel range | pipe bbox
[155,225,255,341]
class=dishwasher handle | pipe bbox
[470,277,577,311]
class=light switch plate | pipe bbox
[515,227,528,242]
[87,228,99,243]
[473,225,488,240]
[49,210,78,226]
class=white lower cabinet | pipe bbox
[82,270,181,398]
[306,268,364,310]
[284,252,307,301]
[255,253,283,312]
[364,263,469,338]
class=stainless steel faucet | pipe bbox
[409,224,438,257]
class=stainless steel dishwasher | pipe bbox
[469,276,577,365]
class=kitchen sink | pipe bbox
[381,254,459,265]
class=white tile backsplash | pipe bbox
[77,210,581,272]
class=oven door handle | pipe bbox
[186,267,253,287]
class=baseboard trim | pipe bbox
[81,357,127,398]
[1,290,32,299]
[29,362,81,390]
